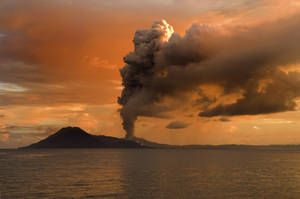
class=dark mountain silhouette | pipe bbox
[21,127,144,148]
[20,126,300,150]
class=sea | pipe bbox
[1,149,300,199]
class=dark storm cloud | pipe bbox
[166,120,190,129]
[119,15,300,138]
[199,71,300,117]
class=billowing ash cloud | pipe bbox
[166,120,190,129]
[118,20,174,139]
[119,17,300,138]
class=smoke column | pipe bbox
[118,20,174,139]
[119,17,300,139]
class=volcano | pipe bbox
[21,127,144,148]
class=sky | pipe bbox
[0,0,300,148]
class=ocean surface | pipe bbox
[1,149,300,199]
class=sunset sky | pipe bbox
[1,0,300,148]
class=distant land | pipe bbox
[20,127,300,150]
[20,127,143,149]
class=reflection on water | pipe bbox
[1,149,300,198]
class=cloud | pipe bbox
[0,132,9,142]
[0,124,62,147]
[119,14,300,137]
[0,1,125,107]
[219,117,231,122]
[154,18,300,116]
[166,120,190,129]
[3,124,60,137]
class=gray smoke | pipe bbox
[118,20,174,139]
[119,17,300,138]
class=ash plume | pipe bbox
[118,20,174,139]
[119,17,300,138]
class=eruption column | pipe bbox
[118,20,174,139]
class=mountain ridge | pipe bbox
[20,126,300,150]
[21,127,144,149]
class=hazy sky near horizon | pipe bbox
[1,0,300,148]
